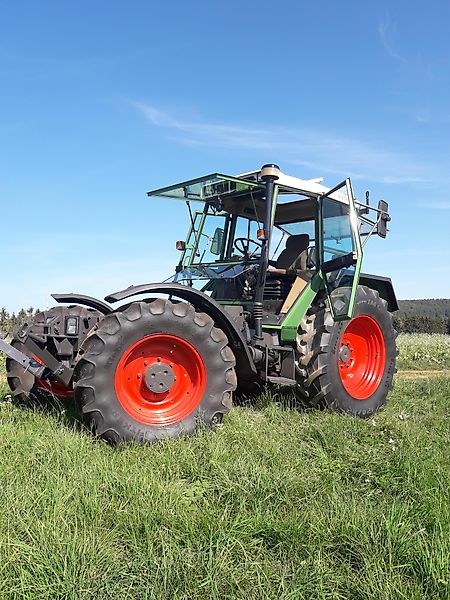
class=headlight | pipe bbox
[65,316,79,336]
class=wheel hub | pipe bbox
[338,344,351,364]
[144,361,175,394]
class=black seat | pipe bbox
[274,234,310,271]
[263,234,310,304]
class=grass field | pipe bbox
[396,334,450,371]
[0,335,449,599]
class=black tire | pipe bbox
[296,285,397,417]
[74,299,237,445]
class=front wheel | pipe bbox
[74,300,237,444]
[296,286,397,417]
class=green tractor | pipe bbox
[2,164,397,444]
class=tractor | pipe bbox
[1,164,398,444]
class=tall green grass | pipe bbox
[0,354,6,397]
[0,341,450,598]
[397,333,450,370]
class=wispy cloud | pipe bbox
[384,103,450,127]
[414,109,450,125]
[378,14,407,64]
[420,201,450,209]
[133,102,431,185]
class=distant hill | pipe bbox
[397,299,450,319]
[395,299,450,334]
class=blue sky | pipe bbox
[1,0,449,312]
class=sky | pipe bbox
[1,0,449,312]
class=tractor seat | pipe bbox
[268,233,310,275]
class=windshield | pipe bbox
[190,212,228,264]
[179,202,317,275]
[183,208,263,266]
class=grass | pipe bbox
[0,338,449,598]
[397,333,450,370]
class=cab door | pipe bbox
[319,178,362,320]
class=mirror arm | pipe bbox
[322,252,357,274]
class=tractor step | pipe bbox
[266,375,297,386]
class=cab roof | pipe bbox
[147,169,350,206]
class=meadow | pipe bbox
[0,334,449,599]
[396,333,450,370]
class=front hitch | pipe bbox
[0,337,45,379]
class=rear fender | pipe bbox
[358,274,399,312]
[105,283,257,377]
[52,293,113,315]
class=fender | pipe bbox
[105,283,257,377]
[358,274,399,312]
[52,293,113,315]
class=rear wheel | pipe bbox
[74,299,237,444]
[296,286,397,416]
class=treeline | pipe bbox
[1,299,450,337]
[398,298,450,318]
[394,299,450,335]
[0,308,40,337]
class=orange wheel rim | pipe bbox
[38,379,73,398]
[33,355,73,398]
[338,315,386,400]
[114,334,206,426]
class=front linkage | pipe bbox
[4,305,102,404]
[0,337,45,379]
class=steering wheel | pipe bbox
[233,237,263,258]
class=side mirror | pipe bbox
[306,246,317,269]
[377,200,390,239]
[210,227,224,256]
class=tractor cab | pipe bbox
[148,164,390,341]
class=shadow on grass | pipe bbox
[1,385,88,435]
[235,384,317,414]
[0,379,317,443]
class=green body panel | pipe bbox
[278,272,324,342]
[345,179,363,319]
[346,253,362,319]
